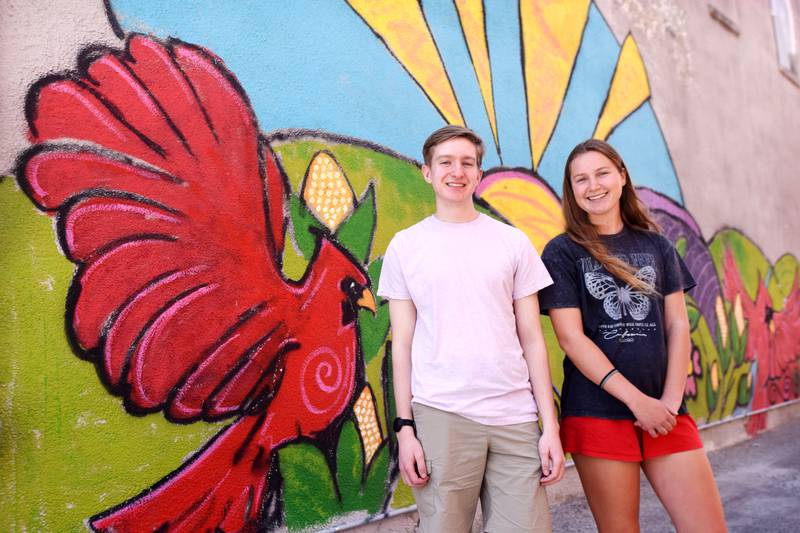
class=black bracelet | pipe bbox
[599,368,619,390]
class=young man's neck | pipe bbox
[433,201,479,223]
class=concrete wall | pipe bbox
[1,1,798,531]
[596,0,800,263]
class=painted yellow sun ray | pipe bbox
[594,35,650,140]
[454,0,498,149]
[520,0,590,170]
[347,0,464,125]
[479,177,564,252]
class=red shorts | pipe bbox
[560,414,703,462]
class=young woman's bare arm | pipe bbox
[549,307,676,436]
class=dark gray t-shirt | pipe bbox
[539,228,696,420]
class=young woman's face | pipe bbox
[569,150,626,225]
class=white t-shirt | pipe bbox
[377,213,553,425]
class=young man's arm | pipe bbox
[514,293,565,485]
[388,298,428,487]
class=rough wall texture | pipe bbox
[1,1,798,531]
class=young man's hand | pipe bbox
[538,428,565,485]
[397,427,428,487]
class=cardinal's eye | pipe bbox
[340,277,358,294]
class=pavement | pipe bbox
[551,415,800,532]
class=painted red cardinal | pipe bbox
[16,34,376,532]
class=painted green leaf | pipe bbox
[362,442,390,513]
[389,479,416,510]
[289,195,326,259]
[282,231,311,282]
[359,258,390,364]
[366,351,387,434]
[675,236,688,258]
[732,325,747,366]
[736,373,752,407]
[686,301,701,330]
[724,364,750,414]
[708,230,771,302]
[686,312,718,422]
[279,442,340,531]
[335,419,390,515]
[336,183,376,264]
[336,420,364,498]
[541,315,565,405]
[382,345,397,452]
[767,254,799,312]
[705,366,718,414]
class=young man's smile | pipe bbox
[422,136,483,206]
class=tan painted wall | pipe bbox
[596,0,800,263]
[0,1,120,174]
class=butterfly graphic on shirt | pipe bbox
[585,266,656,321]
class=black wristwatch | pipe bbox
[393,417,416,433]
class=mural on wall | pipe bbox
[2,0,798,531]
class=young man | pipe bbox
[377,126,564,532]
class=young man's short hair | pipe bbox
[422,125,485,167]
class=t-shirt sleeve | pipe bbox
[538,237,582,314]
[660,237,696,295]
[376,236,411,300]
[512,233,554,300]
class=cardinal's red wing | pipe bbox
[18,35,294,421]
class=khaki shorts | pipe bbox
[412,403,551,533]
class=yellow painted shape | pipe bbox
[479,178,564,252]
[353,385,383,464]
[347,0,464,125]
[520,0,590,169]
[594,35,650,140]
[454,0,498,148]
[301,152,355,231]
[715,295,728,348]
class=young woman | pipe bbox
[538,139,727,532]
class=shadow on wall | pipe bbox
[2,1,798,531]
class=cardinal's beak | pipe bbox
[357,288,377,315]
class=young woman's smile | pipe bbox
[569,150,626,228]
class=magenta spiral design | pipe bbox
[300,347,347,415]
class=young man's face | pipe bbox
[422,137,483,207]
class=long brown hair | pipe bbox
[562,139,660,293]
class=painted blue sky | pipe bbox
[109,0,682,203]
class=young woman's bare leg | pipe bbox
[573,454,642,533]
[642,449,727,533]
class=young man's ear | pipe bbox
[421,165,432,184]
